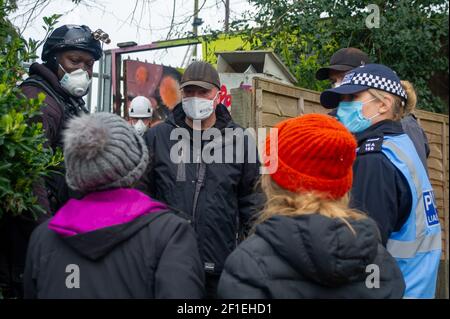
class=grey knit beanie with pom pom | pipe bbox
[63,112,149,193]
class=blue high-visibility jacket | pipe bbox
[382,134,441,298]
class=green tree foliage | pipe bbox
[231,0,449,113]
[0,1,63,220]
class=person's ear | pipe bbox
[379,94,394,114]
[213,90,220,107]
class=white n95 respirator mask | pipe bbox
[182,93,219,120]
[59,64,91,97]
[133,119,148,136]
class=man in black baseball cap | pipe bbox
[178,61,222,130]
[180,61,221,90]
[139,61,262,298]
[316,47,370,88]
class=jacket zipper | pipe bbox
[192,151,206,231]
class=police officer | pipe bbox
[317,48,430,171]
[320,63,442,298]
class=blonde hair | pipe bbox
[368,80,417,121]
[255,175,366,235]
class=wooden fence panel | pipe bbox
[415,110,449,299]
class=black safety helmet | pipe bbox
[42,24,103,62]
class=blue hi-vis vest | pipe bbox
[381,134,442,299]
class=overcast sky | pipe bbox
[9,0,252,111]
[10,0,252,65]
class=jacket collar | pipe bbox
[28,62,71,99]
[355,120,404,146]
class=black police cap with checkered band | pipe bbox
[320,64,407,109]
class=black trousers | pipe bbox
[205,273,220,299]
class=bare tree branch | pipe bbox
[138,0,146,30]
[11,0,230,46]
[166,0,176,40]
[119,0,139,30]
[12,0,103,35]
[19,0,43,36]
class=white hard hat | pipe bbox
[129,96,153,118]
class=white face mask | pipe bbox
[133,119,148,136]
[59,64,91,97]
[182,93,218,120]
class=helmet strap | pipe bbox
[59,64,68,74]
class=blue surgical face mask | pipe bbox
[337,98,379,133]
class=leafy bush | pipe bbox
[0,1,63,220]
[231,0,449,113]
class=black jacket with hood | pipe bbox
[400,113,430,172]
[140,103,263,276]
[24,189,205,299]
[218,214,405,299]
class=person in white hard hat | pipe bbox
[128,96,153,136]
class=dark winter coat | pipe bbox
[24,189,205,299]
[401,113,430,172]
[139,103,264,276]
[218,214,405,299]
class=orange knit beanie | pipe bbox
[265,114,357,199]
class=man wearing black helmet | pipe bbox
[0,25,103,298]
[22,25,102,147]
[20,24,103,212]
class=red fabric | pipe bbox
[265,114,357,199]
[219,85,232,108]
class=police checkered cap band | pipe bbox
[343,72,407,100]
